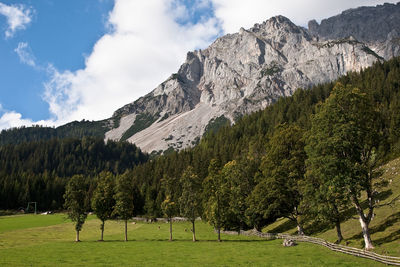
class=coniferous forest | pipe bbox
[0,138,147,210]
[1,57,400,247]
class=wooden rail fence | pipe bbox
[221,229,400,266]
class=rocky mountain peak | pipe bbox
[308,2,400,43]
[105,3,399,153]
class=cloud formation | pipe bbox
[0,2,33,38]
[43,0,220,124]
[2,0,398,131]
[0,104,54,130]
[14,42,36,67]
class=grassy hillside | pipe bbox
[264,157,400,256]
[0,214,383,266]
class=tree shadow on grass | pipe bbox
[266,220,297,234]
[87,238,271,243]
[347,211,400,243]
[303,189,394,236]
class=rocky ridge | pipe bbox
[105,4,399,153]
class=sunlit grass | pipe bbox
[0,214,383,266]
[264,157,400,256]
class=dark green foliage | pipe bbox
[0,120,108,145]
[220,160,254,231]
[91,172,116,241]
[305,83,381,249]
[202,159,229,241]
[179,166,202,221]
[113,172,134,220]
[260,62,282,77]
[179,166,202,241]
[159,113,170,122]
[120,113,160,141]
[203,115,231,137]
[63,175,89,241]
[248,124,306,234]
[0,137,147,210]
[113,172,135,241]
[130,57,400,220]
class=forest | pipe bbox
[0,137,148,210]
[1,57,400,249]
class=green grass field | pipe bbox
[264,157,400,256]
[0,214,385,266]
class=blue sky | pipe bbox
[0,0,113,122]
[0,0,397,130]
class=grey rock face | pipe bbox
[106,5,398,153]
[308,2,400,59]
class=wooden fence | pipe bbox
[221,229,400,266]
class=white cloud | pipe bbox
[0,108,55,130]
[14,42,36,67]
[0,2,33,38]
[43,0,220,124]
[211,0,400,33]
[4,0,398,130]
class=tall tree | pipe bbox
[161,195,177,241]
[113,172,134,241]
[91,171,116,241]
[248,124,306,235]
[301,171,348,243]
[161,173,179,242]
[306,83,381,249]
[202,159,227,241]
[220,160,252,232]
[63,175,88,242]
[179,166,202,241]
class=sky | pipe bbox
[0,0,398,130]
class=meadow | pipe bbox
[264,157,400,257]
[0,214,384,266]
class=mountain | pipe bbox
[104,3,399,153]
[1,3,399,152]
[308,2,400,59]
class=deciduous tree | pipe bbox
[113,172,134,241]
[63,175,88,242]
[306,83,380,249]
[91,171,115,241]
[179,166,202,241]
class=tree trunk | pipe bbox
[359,217,374,250]
[100,220,104,241]
[352,194,374,250]
[76,230,80,242]
[335,220,343,243]
[169,218,173,241]
[192,220,196,242]
[124,219,128,242]
[297,224,304,236]
[217,227,221,242]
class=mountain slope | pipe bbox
[1,3,399,152]
[308,2,400,60]
[106,9,391,153]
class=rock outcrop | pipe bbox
[105,4,399,153]
[308,2,400,60]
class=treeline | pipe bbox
[63,84,387,248]
[0,137,148,210]
[132,57,400,219]
[2,57,400,248]
[0,119,108,145]
[122,57,400,249]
